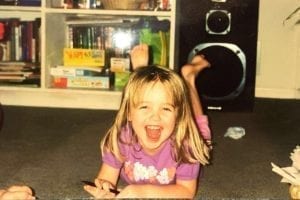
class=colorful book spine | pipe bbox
[0,0,17,5]
[17,0,41,6]
[50,66,103,77]
[0,18,40,63]
[52,76,110,89]
[63,48,105,67]
[110,57,130,72]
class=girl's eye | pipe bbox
[162,106,174,112]
[139,105,148,110]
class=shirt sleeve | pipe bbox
[102,151,123,169]
[176,162,201,180]
[102,127,129,169]
[195,115,211,140]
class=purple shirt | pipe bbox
[102,115,210,185]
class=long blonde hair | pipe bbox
[101,65,210,165]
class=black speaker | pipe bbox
[177,0,259,111]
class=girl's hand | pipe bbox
[114,185,136,198]
[83,178,117,199]
[0,185,35,200]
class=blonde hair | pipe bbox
[101,65,210,165]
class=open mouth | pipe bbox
[145,125,161,141]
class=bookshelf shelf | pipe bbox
[0,5,41,11]
[0,1,177,110]
[0,87,122,109]
[45,8,172,17]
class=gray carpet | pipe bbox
[0,98,299,199]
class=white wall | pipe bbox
[255,0,300,98]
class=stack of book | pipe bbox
[50,65,111,89]
[51,48,111,89]
[0,61,40,86]
[62,17,140,90]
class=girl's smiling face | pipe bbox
[129,81,177,155]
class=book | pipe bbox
[52,76,110,89]
[0,18,40,62]
[0,61,38,71]
[0,61,40,84]
[8,18,20,61]
[0,72,39,82]
[0,71,33,76]
[32,18,41,63]
[0,0,17,5]
[50,66,103,77]
[110,57,130,72]
[17,0,41,6]
[63,48,105,67]
[0,75,26,81]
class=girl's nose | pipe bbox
[149,109,161,121]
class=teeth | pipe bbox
[146,125,160,130]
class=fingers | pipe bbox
[7,185,32,195]
[83,184,104,197]
[1,186,34,200]
[95,178,112,191]
[83,184,115,199]
[9,191,34,200]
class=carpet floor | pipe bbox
[0,98,299,199]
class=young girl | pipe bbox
[84,44,212,198]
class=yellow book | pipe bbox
[63,48,105,67]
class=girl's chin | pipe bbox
[142,141,165,155]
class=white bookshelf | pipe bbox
[0,1,177,110]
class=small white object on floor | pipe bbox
[271,146,300,185]
[224,127,246,140]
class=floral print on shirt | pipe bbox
[124,161,176,184]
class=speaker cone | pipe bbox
[188,43,246,100]
[206,10,231,35]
